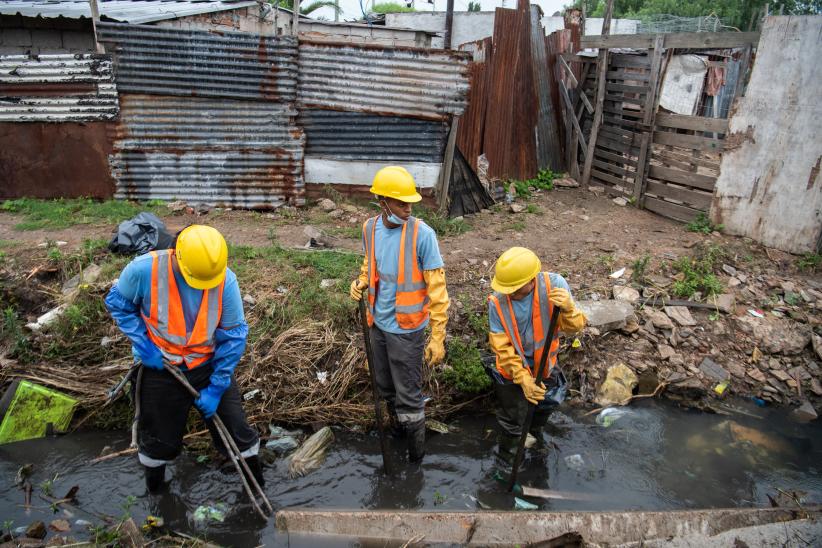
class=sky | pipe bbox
[309,0,569,24]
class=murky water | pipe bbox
[1,399,820,546]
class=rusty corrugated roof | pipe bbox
[0,54,118,122]
[1,1,257,24]
[298,41,470,121]
[97,22,298,102]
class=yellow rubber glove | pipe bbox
[422,268,449,365]
[512,367,546,405]
[550,287,587,334]
[350,255,369,302]
[489,331,522,379]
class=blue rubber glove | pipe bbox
[195,384,224,419]
[135,339,165,370]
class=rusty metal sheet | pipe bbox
[0,54,118,122]
[298,41,470,121]
[456,38,491,170]
[300,110,447,163]
[111,94,304,207]
[97,22,298,102]
[0,121,115,199]
[484,7,536,180]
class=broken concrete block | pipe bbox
[746,368,767,383]
[577,300,635,333]
[612,197,628,206]
[61,263,103,297]
[613,285,640,304]
[317,198,336,211]
[712,293,735,314]
[509,203,526,213]
[664,306,697,327]
[645,309,674,330]
[553,177,580,188]
[734,316,812,355]
[791,400,817,423]
[699,357,730,382]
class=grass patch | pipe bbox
[371,1,416,13]
[0,198,163,231]
[415,206,469,238]
[0,307,32,361]
[508,220,526,232]
[526,203,541,214]
[686,212,723,235]
[796,252,821,272]
[672,245,724,299]
[439,339,490,394]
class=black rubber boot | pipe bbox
[494,433,520,479]
[407,419,426,463]
[386,404,406,438]
[529,411,551,442]
[144,465,166,494]
[243,456,265,488]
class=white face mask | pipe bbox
[381,201,407,225]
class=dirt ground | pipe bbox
[1,186,820,420]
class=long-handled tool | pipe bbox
[507,306,562,492]
[162,363,273,520]
[359,295,392,475]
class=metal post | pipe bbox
[444,0,454,50]
[334,0,339,22]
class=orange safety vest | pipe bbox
[488,272,559,380]
[141,250,224,370]
[363,215,429,330]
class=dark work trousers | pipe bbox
[489,364,568,438]
[136,363,259,467]
[369,325,426,425]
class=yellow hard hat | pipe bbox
[369,166,422,203]
[175,225,228,290]
[491,247,541,294]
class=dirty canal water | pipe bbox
[2,399,821,546]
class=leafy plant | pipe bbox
[371,2,417,13]
[440,339,491,394]
[271,0,342,16]
[672,245,725,299]
[686,212,723,235]
[414,206,469,237]
[0,307,31,361]
[796,252,820,272]
[467,0,481,11]
[47,247,63,262]
[433,491,447,505]
[526,203,541,214]
[510,169,556,198]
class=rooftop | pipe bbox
[0,0,258,24]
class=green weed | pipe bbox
[784,292,801,306]
[631,254,650,284]
[458,294,488,338]
[672,245,725,299]
[598,254,615,270]
[0,198,163,231]
[796,252,821,272]
[510,169,557,198]
[526,203,541,214]
[440,339,491,394]
[415,206,469,237]
[0,307,31,361]
[371,2,417,13]
[508,220,527,232]
[433,490,447,505]
[46,247,63,262]
[686,212,723,235]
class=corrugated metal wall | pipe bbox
[299,110,447,163]
[100,22,304,207]
[97,22,298,102]
[298,42,470,121]
[0,54,118,122]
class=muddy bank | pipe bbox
[0,187,820,432]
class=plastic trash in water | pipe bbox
[714,381,729,397]
[268,425,301,438]
[564,454,585,471]
[595,407,630,428]
[265,436,299,454]
[193,503,227,523]
[572,338,582,349]
[505,182,516,204]
[242,389,261,401]
[750,396,766,407]
[747,309,765,318]
[74,520,92,528]
[514,497,539,510]
[316,371,328,385]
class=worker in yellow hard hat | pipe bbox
[486,247,586,472]
[105,225,263,493]
[350,166,450,463]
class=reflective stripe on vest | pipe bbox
[362,215,429,329]
[141,250,224,369]
[488,272,559,380]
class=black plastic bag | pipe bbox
[108,212,174,255]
